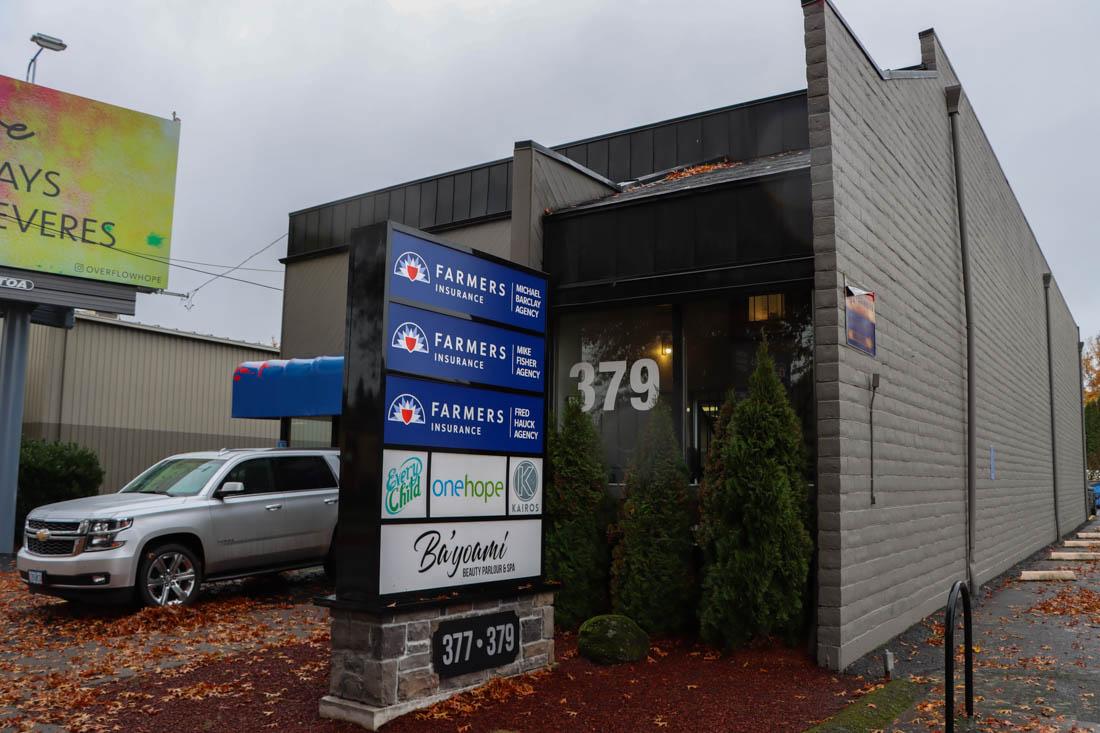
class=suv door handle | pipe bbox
[265,504,283,511]
[323,498,339,505]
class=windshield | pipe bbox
[120,459,226,497]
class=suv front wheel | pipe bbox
[137,544,202,607]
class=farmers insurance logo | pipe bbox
[394,252,430,284]
[388,394,426,425]
[391,322,429,354]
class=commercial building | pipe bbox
[11,312,279,492]
[276,1,1088,669]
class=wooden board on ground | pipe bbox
[1064,540,1100,547]
[1078,532,1100,539]
[1050,552,1100,561]
[1020,570,1076,581]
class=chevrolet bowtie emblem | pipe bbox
[35,529,50,542]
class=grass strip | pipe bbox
[804,679,919,733]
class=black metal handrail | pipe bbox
[944,579,974,732]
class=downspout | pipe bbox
[946,85,976,590]
[1043,273,1061,539]
[1079,335,1089,519]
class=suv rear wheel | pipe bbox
[137,543,202,607]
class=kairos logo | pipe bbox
[512,460,539,502]
[388,393,425,425]
[394,251,430,284]
[391,322,429,354]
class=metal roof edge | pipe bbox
[73,312,279,353]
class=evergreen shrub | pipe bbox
[610,402,695,635]
[14,440,104,548]
[545,397,610,629]
[698,343,813,648]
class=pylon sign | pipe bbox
[337,222,547,602]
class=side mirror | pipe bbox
[217,481,245,498]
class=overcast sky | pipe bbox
[4,0,1098,346]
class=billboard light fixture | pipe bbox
[27,33,66,83]
[31,33,67,52]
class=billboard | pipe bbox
[0,75,180,289]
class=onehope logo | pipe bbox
[512,460,539,502]
[392,322,429,354]
[432,472,504,504]
[394,252,430,284]
[385,456,423,515]
[388,393,425,425]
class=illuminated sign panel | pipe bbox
[340,222,548,601]
[0,75,180,289]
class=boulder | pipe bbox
[577,614,650,665]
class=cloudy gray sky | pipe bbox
[5,0,1098,345]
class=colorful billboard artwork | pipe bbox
[388,229,547,333]
[386,301,545,393]
[845,284,877,357]
[0,75,180,289]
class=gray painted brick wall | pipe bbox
[803,0,1086,669]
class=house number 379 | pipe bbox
[569,359,659,412]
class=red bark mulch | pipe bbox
[80,632,867,733]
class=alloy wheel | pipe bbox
[145,552,197,606]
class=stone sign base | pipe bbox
[320,591,555,731]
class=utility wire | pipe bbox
[113,249,283,272]
[0,211,284,291]
[189,232,287,296]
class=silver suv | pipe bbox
[16,448,340,607]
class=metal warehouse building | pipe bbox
[276,2,1089,669]
[17,313,279,492]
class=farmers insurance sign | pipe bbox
[0,75,180,289]
[344,223,547,600]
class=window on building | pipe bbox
[554,287,813,484]
[748,293,786,322]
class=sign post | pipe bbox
[319,222,554,730]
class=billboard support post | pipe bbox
[0,304,31,554]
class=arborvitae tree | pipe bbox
[546,397,610,629]
[610,402,695,634]
[698,343,813,649]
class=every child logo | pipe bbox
[385,456,424,516]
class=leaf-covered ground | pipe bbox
[883,520,1100,733]
[0,566,867,733]
[4,521,1099,732]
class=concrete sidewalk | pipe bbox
[861,518,1100,732]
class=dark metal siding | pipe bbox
[543,170,812,307]
[286,92,808,259]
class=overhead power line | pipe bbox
[0,211,284,292]
[189,232,287,297]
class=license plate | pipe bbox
[28,570,44,585]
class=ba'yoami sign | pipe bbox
[339,222,547,602]
[0,75,180,289]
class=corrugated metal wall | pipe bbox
[21,315,279,493]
